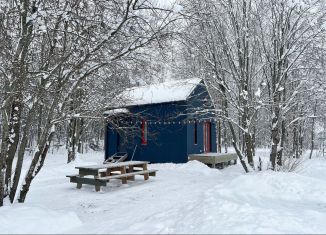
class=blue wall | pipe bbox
[106,101,189,163]
[186,121,217,155]
[105,82,217,163]
[186,82,217,155]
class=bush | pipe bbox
[276,155,306,173]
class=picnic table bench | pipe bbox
[67,161,157,192]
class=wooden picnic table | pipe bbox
[67,161,157,192]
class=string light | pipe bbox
[115,118,220,126]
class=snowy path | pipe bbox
[1,150,326,234]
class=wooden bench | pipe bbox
[66,175,106,191]
[98,170,158,183]
[129,169,157,177]
[67,169,158,192]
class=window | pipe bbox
[141,119,148,145]
[194,120,198,145]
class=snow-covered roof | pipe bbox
[103,108,129,116]
[113,78,202,107]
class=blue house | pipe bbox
[104,78,217,163]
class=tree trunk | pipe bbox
[0,160,4,207]
[252,125,256,157]
[67,118,77,163]
[309,101,317,159]
[220,80,249,173]
[277,120,286,166]
[1,0,34,204]
[277,85,287,166]
[228,121,249,173]
[270,101,281,170]
[37,105,43,142]
[5,99,23,195]
[217,119,222,153]
[9,104,37,203]
[18,132,55,203]
[299,120,304,157]
[0,105,10,206]
[223,120,228,153]
[17,91,60,203]
[238,115,242,152]
[77,118,84,154]
[244,132,254,168]
[0,142,6,206]
[292,121,297,157]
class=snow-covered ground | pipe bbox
[1,148,326,234]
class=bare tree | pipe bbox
[0,0,179,205]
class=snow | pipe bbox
[0,206,82,234]
[173,4,183,13]
[39,25,47,32]
[103,108,129,116]
[278,86,284,92]
[254,87,261,97]
[112,78,202,107]
[1,148,326,234]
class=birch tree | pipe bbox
[256,0,325,169]
[179,0,265,172]
[176,0,325,172]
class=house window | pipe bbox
[194,120,198,145]
[141,119,148,145]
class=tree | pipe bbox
[174,0,325,172]
[0,0,179,205]
[256,0,325,169]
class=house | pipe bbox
[104,78,217,163]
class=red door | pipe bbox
[203,121,211,153]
